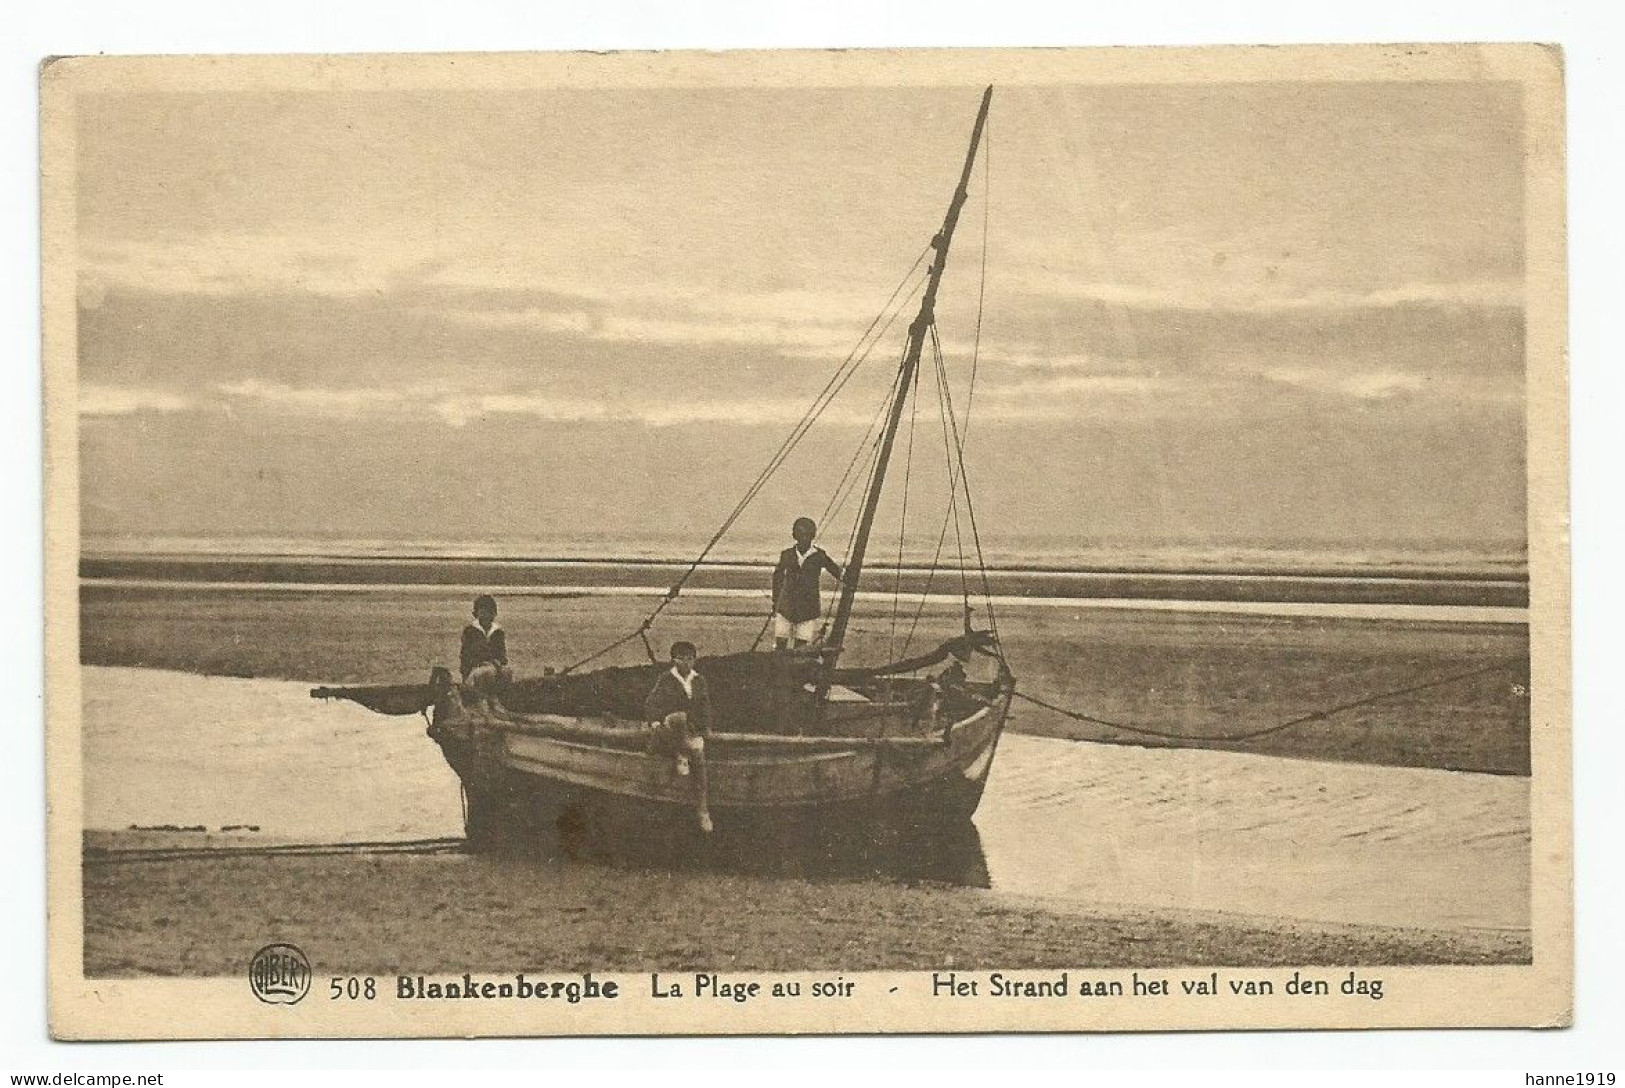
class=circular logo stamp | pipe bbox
[248,943,311,1005]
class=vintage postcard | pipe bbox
[42,44,1569,1038]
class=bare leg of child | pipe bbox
[663,711,691,776]
[689,736,712,833]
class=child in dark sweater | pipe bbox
[460,594,512,696]
[644,641,713,832]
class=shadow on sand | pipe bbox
[481,807,993,890]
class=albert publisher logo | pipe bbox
[249,943,311,1005]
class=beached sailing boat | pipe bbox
[314,87,1015,844]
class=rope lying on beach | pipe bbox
[83,837,468,866]
[1010,656,1525,745]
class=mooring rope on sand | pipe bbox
[83,837,468,866]
[1011,656,1525,745]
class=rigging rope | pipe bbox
[899,327,971,656]
[899,322,996,653]
[928,324,973,604]
[1010,656,1523,744]
[968,100,990,422]
[558,246,930,673]
[821,345,909,528]
[684,254,929,574]
[830,364,903,632]
[828,349,908,562]
[900,140,993,657]
[747,612,774,653]
[929,321,1001,647]
[888,355,923,657]
[820,391,891,525]
[839,398,891,564]
[560,622,658,675]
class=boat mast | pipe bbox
[823,85,993,669]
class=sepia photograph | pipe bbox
[41,44,1569,1037]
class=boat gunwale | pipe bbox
[506,734,862,767]
[467,684,1009,758]
[491,689,1013,810]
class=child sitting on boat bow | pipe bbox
[460,594,512,697]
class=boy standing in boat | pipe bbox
[460,594,512,696]
[772,517,844,649]
[644,641,713,833]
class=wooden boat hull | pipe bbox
[428,681,1012,846]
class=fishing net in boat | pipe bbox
[502,651,810,732]
[312,651,817,729]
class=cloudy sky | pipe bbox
[76,81,1527,561]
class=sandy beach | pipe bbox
[82,848,1527,977]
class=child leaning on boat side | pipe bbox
[460,594,513,696]
[644,641,713,833]
[934,640,972,694]
[934,640,995,702]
